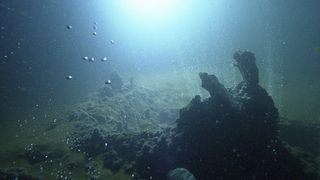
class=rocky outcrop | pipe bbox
[66,51,316,179]
[171,50,309,179]
[233,50,259,86]
[199,72,233,106]
[139,50,314,179]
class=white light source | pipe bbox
[123,0,180,24]
[129,0,172,15]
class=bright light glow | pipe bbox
[128,0,173,15]
[123,0,181,24]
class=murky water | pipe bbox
[0,0,319,179]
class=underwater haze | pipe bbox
[0,0,320,179]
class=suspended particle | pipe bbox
[105,80,111,84]
[82,56,89,61]
[101,57,108,62]
[93,32,97,36]
[89,57,95,62]
[65,75,73,80]
[66,25,73,29]
[110,40,115,44]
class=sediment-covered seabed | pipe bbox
[1,51,319,180]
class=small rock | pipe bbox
[167,168,196,180]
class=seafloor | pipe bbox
[0,51,319,180]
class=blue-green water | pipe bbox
[0,0,319,179]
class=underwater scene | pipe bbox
[1,0,320,179]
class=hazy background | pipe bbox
[0,0,319,122]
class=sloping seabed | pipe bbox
[0,52,319,179]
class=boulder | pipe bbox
[167,168,196,180]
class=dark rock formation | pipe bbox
[147,51,314,179]
[199,72,232,105]
[233,50,259,86]
[67,51,317,179]
[170,50,310,179]
[103,150,123,172]
[0,167,42,180]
